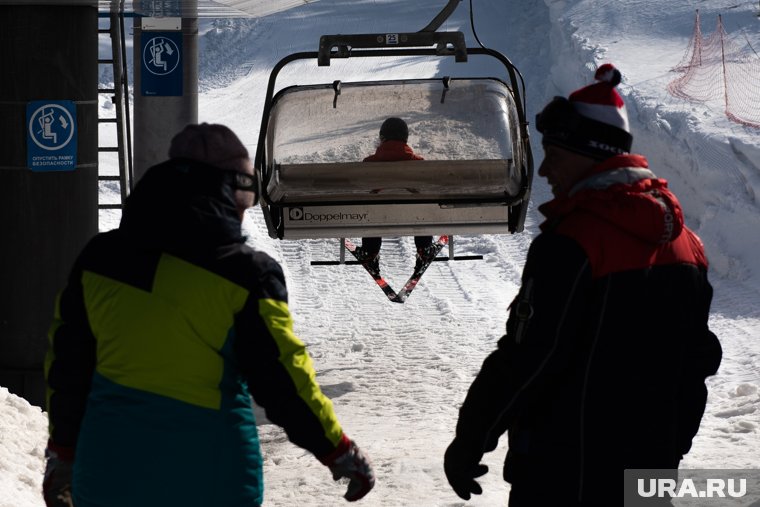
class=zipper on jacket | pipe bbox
[513,278,535,344]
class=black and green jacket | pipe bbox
[45,159,343,507]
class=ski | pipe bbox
[344,238,400,302]
[394,235,450,303]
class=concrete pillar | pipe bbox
[0,6,98,407]
[133,11,198,181]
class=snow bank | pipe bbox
[0,387,46,507]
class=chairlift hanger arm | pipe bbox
[316,0,465,65]
[419,0,463,32]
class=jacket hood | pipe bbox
[119,158,245,252]
[539,154,684,245]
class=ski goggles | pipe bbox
[231,171,257,192]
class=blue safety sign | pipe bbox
[26,100,77,171]
[141,31,183,96]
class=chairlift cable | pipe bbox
[467,0,488,51]
[468,0,529,121]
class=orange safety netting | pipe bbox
[668,11,760,129]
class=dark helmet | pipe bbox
[379,117,409,142]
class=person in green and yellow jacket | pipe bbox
[42,123,375,507]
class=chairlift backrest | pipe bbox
[267,78,517,165]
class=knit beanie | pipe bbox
[379,117,409,142]
[168,123,249,171]
[536,63,633,159]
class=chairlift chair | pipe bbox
[253,6,534,244]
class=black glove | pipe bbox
[444,438,489,500]
[43,444,75,507]
[320,434,375,502]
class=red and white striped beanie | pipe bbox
[569,63,630,133]
[536,63,633,159]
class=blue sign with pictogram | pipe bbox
[26,100,77,171]
[141,31,183,96]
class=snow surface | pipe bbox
[3,1,760,506]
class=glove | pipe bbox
[43,442,75,507]
[444,438,488,500]
[320,434,375,502]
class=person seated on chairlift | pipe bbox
[354,117,438,273]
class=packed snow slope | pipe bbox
[3,1,759,506]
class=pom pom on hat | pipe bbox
[536,63,633,159]
[169,123,250,171]
[594,63,622,86]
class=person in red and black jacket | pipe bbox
[354,117,435,272]
[444,64,722,506]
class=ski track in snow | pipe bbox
[253,226,521,506]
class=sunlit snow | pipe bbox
[3,1,759,506]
